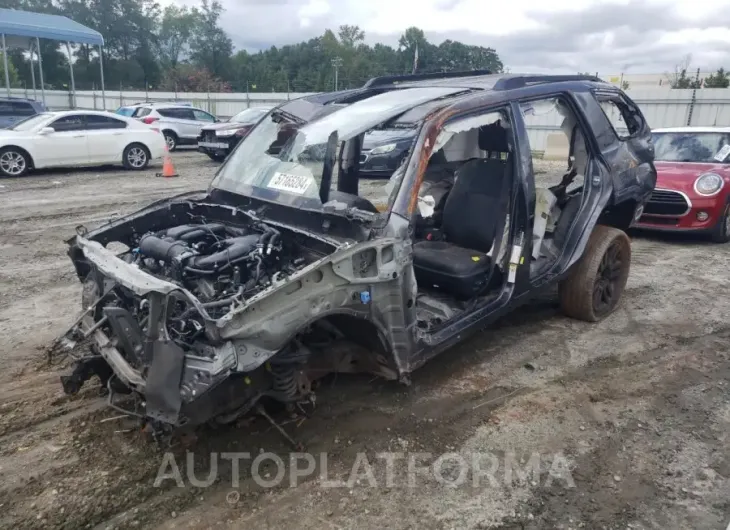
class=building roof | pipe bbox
[0,8,103,46]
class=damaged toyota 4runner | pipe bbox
[59,72,656,435]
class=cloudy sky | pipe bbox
[175,0,730,73]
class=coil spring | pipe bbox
[268,341,311,401]
[270,364,298,400]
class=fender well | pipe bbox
[290,313,399,381]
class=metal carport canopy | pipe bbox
[0,8,106,107]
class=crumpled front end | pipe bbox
[58,199,345,430]
[63,239,243,426]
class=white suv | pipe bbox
[127,103,219,151]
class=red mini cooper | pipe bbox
[637,127,730,242]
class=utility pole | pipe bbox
[331,57,343,91]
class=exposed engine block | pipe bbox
[126,221,306,315]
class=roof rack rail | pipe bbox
[493,75,602,91]
[363,69,492,88]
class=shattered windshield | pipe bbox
[652,132,730,163]
[211,87,463,214]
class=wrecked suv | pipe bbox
[60,72,656,435]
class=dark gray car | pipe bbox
[0,97,47,128]
[57,72,656,441]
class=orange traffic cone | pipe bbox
[156,146,179,178]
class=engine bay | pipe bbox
[128,221,308,314]
[88,217,331,365]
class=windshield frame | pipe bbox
[210,87,466,221]
[652,131,730,164]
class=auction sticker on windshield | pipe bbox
[714,144,730,162]
[267,172,313,194]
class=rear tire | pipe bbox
[163,131,178,152]
[0,147,30,178]
[558,225,631,322]
[710,203,730,243]
[122,143,150,170]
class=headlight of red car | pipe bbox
[694,173,724,196]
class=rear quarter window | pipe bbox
[159,108,195,120]
[86,115,128,129]
[596,94,644,140]
[133,107,152,118]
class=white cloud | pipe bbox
[298,0,330,28]
[164,0,730,73]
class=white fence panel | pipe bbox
[5,88,307,116]
[6,86,730,151]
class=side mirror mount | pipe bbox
[39,127,54,135]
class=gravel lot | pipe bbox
[0,152,729,530]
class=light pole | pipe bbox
[331,56,343,91]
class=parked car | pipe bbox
[197,106,273,162]
[0,110,166,177]
[635,126,730,242]
[127,103,218,151]
[58,72,655,436]
[0,97,48,129]
[360,129,416,178]
[115,101,194,118]
[114,105,139,117]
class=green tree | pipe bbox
[158,5,196,68]
[667,56,702,89]
[0,0,504,93]
[189,0,233,80]
[57,0,160,88]
[399,26,431,72]
[159,63,230,92]
[704,68,730,88]
[338,25,364,48]
[671,69,702,89]
[436,40,502,72]
[0,52,21,88]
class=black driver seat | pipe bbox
[413,122,511,299]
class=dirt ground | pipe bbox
[0,152,728,530]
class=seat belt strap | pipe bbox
[486,156,514,283]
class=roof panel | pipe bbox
[0,8,104,46]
